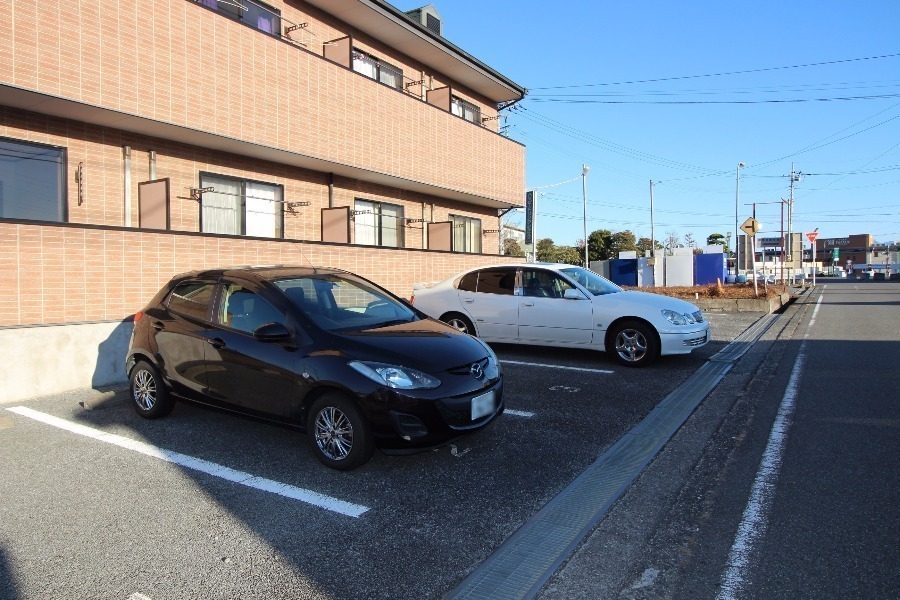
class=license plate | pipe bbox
[471,390,496,420]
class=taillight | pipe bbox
[133,311,143,322]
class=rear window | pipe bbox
[457,272,477,292]
[167,282,215,320]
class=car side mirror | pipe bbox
[563,288,585,300]
[253,322,291,341]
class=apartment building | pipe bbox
[0,0,526,401]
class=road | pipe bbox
[543,279,900,599]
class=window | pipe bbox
[0,137,66,222]
[219,284,284,333]
[200,173,283,238]
[522,269,577,299]
[167,282,215,320]
[195,0,281,35]
[352,49,404,89]
[476,269,516,295]
[457,271,478,292]
[451,97,481,124]
[354,199,404,247]
[451,214,482,253]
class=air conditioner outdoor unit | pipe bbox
[405,4,442,36]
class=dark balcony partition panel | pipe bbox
[427,221,452,251]
[323,36,352,68]
[321,206,350,243]
[426,86,452,112]
[138,179,170,229]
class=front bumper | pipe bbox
[659,323,710,356]
[366,378,505,452]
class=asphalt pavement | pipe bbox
[5,286,894,599]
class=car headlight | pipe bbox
[661,309,696,325]
[349,361,440,389]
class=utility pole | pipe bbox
[787,163,800,278]
[650,180,656,259]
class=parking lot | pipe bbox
[0,312,759,599]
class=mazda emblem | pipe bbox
[470,362,484,380]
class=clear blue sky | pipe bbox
[396,0,900,247]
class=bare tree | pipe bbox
[663,230,681,254]
[683,233,696,248]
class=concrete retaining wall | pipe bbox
[694,292,792,313]
[0,321,132,404]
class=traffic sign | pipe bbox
[806,231,819,243]
[740,217,762,237]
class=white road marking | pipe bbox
[501,360,614,374]
[5,406,369,518]
[504,409,535,418]
[717,292,824,599]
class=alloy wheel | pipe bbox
[132,369,157,410]
[314,406,354,461]
[615,328,648,363]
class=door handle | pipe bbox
[463,298,474,303]
[521,302,534,307]
[207,337,226,349]
[151,321,165,331]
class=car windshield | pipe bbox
[274,274,417,332]
[559,267,622,296]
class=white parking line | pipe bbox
[505,409,535,418]
[501,360,614,374]
[5,406,369,518]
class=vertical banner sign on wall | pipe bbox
[524,190,535,245]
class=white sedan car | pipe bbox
[411,263,709,367]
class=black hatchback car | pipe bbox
[126,266,504,470]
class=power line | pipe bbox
[530,93,900,105]
[529,52,900,91]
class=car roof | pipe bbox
[463,262,576,271]
[171,265,350,281]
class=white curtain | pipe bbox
[452,216,482,253]
[202,176,241,235]
[354,200,376,245]
[352,53,378,79]
[380,203,402,247]
[246,182,281,238]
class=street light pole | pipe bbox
[582,165,590,268]
[735,162,745,276]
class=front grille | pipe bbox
[683,333,708,347]
[446,357,488,376]
[692,310,704,323]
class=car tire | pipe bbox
[307,393,374,471]
[441,312,475,336]
[609,320,658,368]
[129,360,175,418]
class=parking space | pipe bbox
[0,312,764,599]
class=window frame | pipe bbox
[352,48,405,90]
[353,198,405,248]
[193,0,282,38]
[0,135,68,223]
[451,96,482,125]
[198,171,284,239]
[450,214,482,253]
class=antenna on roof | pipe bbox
[295,239,318,274]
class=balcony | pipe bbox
[0,0,525,207]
